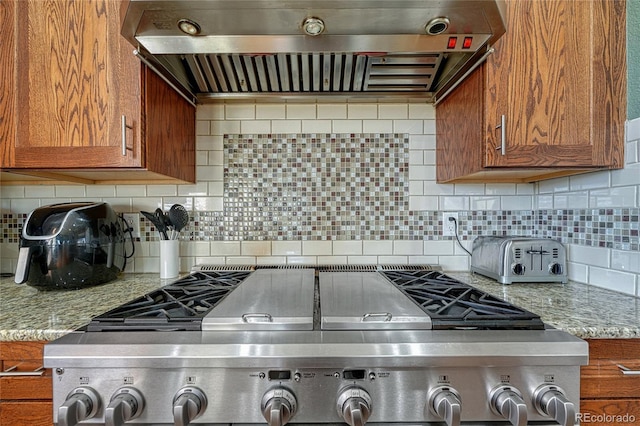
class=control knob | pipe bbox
[336,386,372,426]
[336,386,371,426]
[490,385,528,426]
[173,387,207,426]
[105,387,145,426]
[261,388,297,426]
[533,384,575,426]
[512,263,526,275]
[427,386,461,426]
[57,386,100,426]
[549,263,563,275]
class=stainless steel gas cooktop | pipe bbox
[45,266,587,426]
[87,267,544,332]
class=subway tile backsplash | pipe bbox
[1,102,638,297]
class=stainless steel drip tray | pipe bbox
[202,269,315,331]
[319,272,432,330]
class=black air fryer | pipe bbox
[15,202,127,290]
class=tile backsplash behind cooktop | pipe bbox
[1,132,637,251]
[222,133,411,240]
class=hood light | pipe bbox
[178,19,201,36]
[425,17,450,35]
[302,17,325,36]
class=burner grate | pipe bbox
[381,270,544,330]
[87,271,252,331]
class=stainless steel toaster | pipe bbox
[470,236,567,284]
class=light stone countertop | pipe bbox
[1,271,639,342]
[0,273,170,341]
[448,272,640,339]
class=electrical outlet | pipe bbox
[442,212,459,237]
[122,213,140,238]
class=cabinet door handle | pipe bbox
[121,115,134,156]
[0,365,45,377]
[495,114,506,155]
[617,364,640,375]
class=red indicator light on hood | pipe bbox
[447,37,457,49]
[463,37,473,49]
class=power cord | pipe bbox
[118,214,136,268]
[449,216,472,256]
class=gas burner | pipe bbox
[87,271,252,331]
[381,270,545,330]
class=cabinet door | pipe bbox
[0,402,53,426]
[485,0,625,168]
[0,341,53,426]
[580,339,640,426]
[0,0,16,168]
[12,0,142,169]
[142,67,197,183]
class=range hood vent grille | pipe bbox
[122,0,507,101]
[181,53,445,94]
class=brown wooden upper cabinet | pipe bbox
[0,0,195,184]
[436,0,626,183]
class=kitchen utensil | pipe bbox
[168,204,189,238]
[154,208,170,240]
[141,210,167,240]
[141,210,161,238]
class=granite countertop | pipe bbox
[1,271,639,342]
[0,273,169,341]
[448,272,640,339]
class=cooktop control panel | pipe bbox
[52,364,579,425]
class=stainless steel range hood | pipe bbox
[121,0,506,104]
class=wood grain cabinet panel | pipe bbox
[436,0,626,183]
[0,0,16,170]
[0,341,53,426]
[0,402,53,426]
[580,400,640,425]
[0,0,195,185]
[580,339,640,426]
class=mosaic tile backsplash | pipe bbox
[1,133,638,252]
[223,133,409,240]
[3,209,638,251]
